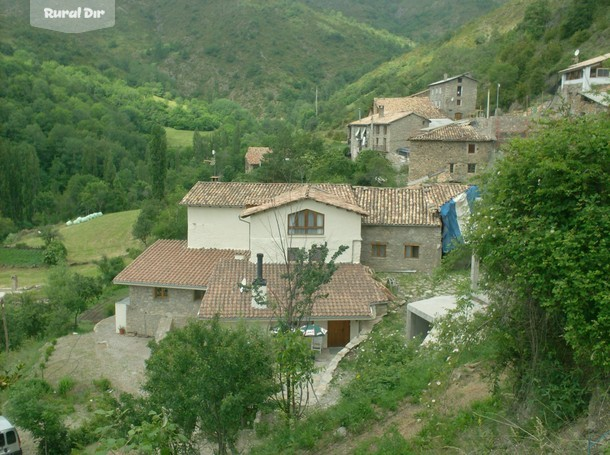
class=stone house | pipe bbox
[428,73,479,120]
[558,52,610,113]
[408,122,495,182]
[347,111,430,160]
[244,147,272,173]
[114,181,470,343]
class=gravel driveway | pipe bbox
[45,316,151,395]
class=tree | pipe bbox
[469,114,610,421]
[132,199,162,246]
[149,124,167,200]
[46,266,101,330]
[144,318,276,454]
[262,243,348,421]
[5,378,72,455]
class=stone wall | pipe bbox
[408,139,494,182]
[125,286,202,336]
[360,225,441,273]
[430,77,478,119]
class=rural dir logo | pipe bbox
[31,0,115,33]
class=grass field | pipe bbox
[0,247,44,267]
[1,210,140,289]
[165,127,195,149]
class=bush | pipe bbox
[57,377,76,396]
[43,239,68,265]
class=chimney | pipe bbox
[379,105,384,118]
[254,253,266,287]
[251,253,267,309]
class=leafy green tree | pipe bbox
[0,212,17,241]
[352,149,397,187]
[132,199,162,246]
[144,318,276,454]
[5,378,72,455]
[42,239,68,266]
[96,255,126,285]
[47,265,101,330]
[149,124,168,200]
[469,114,610,422]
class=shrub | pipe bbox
[57,376,76,396]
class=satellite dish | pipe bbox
[574,49,580,56]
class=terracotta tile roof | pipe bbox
[349,111,424,126]
[354,186,432,225]
[181,182,471,227]
[241,185,368,217]
[245,147,272,165]
[421,183,471,209]
[353,184,470,226]
[180,182,358,207]
[199,260,393,320]
[372,97,445,119]
[559,52,610,73]
[429,73,478,87]
[113,240,249,288]
[410,122,493,142]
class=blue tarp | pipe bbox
[440,185,479,253]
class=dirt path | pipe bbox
[45,316,151,394]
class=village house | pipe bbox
[428,73,479,120]
[244,146,272,173]
[558,52,610,113]
[407,122,495,182]
[347,96,445,161]
[347,111,430,161]
[114,181,470,344]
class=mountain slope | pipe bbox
[320,0,610,129]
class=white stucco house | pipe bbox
[559,52,610,111]
[114,181,470,345]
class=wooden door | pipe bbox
[327,320,351,347]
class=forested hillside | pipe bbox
[322,0,610,128]
[1,0,609,231]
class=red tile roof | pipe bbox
[241,185,369,217]
[113,240,249,288]
[349,111,425,126]
[353,184,468,226]
[180,182,357,207]
[410,123,493,142]
[372,97,445,119]
[245,147,272,165]
[180,182,470,227]
[199,259,393,320]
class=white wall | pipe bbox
[248,200,362,264]
[187,207,250,249]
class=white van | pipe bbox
[0,416,22,455]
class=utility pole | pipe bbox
[1,293,9,355]
[495,83,501,116]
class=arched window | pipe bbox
[288,209,324,235]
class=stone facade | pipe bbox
[408,139,495,182]
[348,112,429,160]
[125,286,202,336]
[429,75,478,120]
[360,225,441,273]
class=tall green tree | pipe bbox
[148,124,168,200]
[470,114,610,421]
[144,318,276,455]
